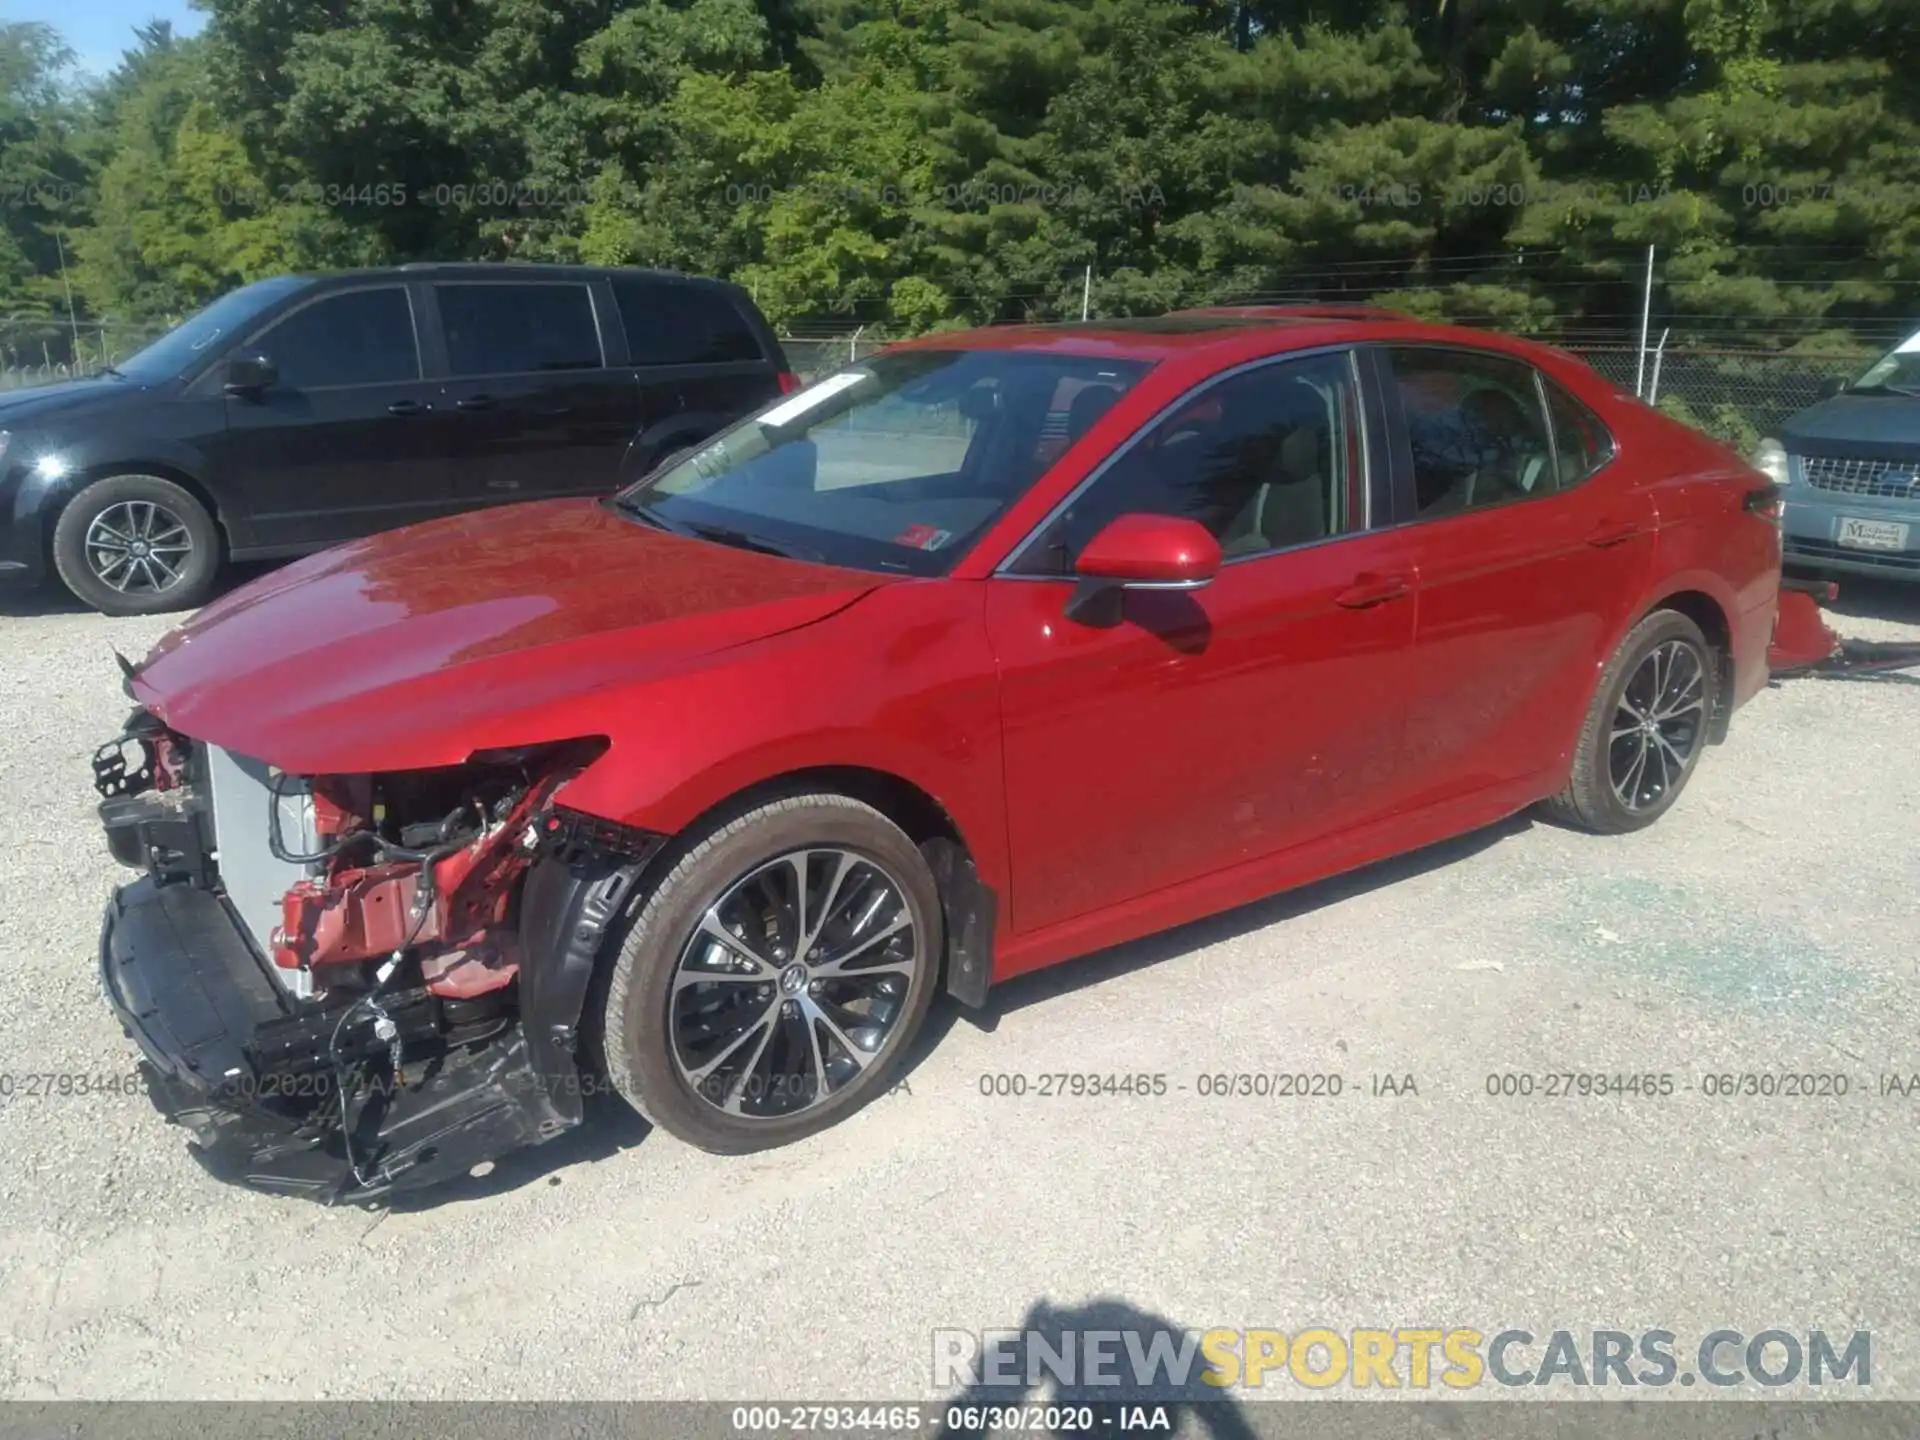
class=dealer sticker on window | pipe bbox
[893,524,954,551]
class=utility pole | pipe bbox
[55,230,82,368]
[1081,265,1092,321]
[1634,244,1655,398]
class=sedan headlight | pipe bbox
[1753,437,1790,486]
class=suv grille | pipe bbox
[1800,455,1920,501]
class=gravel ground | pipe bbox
[0,572,1915,1404]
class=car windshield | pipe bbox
[616,348,1152,576]
[1849,330,1920,394]
[113,275,314,382]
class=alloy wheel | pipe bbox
[669,847,921,1119]
[1609,639,1707,812]
[85,499,195,595]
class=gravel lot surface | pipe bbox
[0,574,1915,1404]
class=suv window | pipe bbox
[614,279,764,365]
[1388,347,1554,515]
[255,287,419,388]
[436,282,603,376]
[1542,377,1615,487]
[1018,350,1362,572]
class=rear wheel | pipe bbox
[1544,609,1719,834]
[601,793,942,1153]
[52,473,220,616]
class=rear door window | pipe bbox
[614,279,764,364]
[1386,347,1556,516]
[435,282,603,376]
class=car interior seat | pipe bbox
[1220,381,1335,555]
[1431,386,1550,512]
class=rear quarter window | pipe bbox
[615,279,766,365]
[1542,378,1617,487]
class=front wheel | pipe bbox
[1543,608,1720,834]
[601,793,943,1153]
[51,474,221,615]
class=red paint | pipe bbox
[1076,514,1221,584]
[132,315,1783,991]
[1769,587,1842,672]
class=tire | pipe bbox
[51,473,221,616]
[1543,608,1720,834]
[601,793,944,1153]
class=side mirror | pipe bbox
[1817,376,1848,400]
[1066,513,1221,626]
[224,354,277,396]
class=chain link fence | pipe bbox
[779,333,890,381]
[0,319,166,391]
[1561,346,1860,453]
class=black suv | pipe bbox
[0,264,794,614]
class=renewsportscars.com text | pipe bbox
[932,1328,1871,1390]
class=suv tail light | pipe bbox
[776,371,802,394]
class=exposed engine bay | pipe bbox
[92,712,657,1204]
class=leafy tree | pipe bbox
[0,22,91,318]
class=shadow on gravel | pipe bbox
[0,584,88,617]
[1802,572,1920,626]
[393,813,1530,1209]
[386,1092,653,1212]
[912,812,1533,1063]
[0,561,284,620]
[937,1297,1258,1437]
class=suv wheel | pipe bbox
[601,793,942,1153]
[52,474,220,616]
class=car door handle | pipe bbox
[1334,572,1412,609]
[386,399,429,416]
[455,395,496,412]
[1586,519,1642,548]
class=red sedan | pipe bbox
[94,309,1782,1199]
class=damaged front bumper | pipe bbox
[100,876,577,1203]
[93,723,658,1204]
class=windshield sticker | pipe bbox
[757,371,869,427]
[893,523,954,551]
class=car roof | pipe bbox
[885,307,1563,367]
[290,262,743,291]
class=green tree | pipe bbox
[0,22,91,317]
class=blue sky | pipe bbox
[5,0,205,80]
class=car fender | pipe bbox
[22,435,226,534]
[551,581,1013,906]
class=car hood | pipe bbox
[132,498,892,773]
[0,375,152,425]
[1781,393,1920,454]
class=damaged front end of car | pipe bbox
[93,715,658,1204]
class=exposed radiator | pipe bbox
[201,744,324,999]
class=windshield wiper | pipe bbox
[615,497,688,533]
[684,521,818,561]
